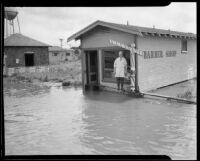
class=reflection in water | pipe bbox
[4,81,196,159]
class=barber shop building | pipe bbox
[67,20,196,92]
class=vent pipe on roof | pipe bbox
[127,21,129,25]
[153,25,155,29]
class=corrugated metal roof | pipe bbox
[67,20,196,42]
[105,21,196,37]
[4,33,50,47]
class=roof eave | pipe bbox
[67,20,142,42]
[67,20,100,42]
[67,20,196,42]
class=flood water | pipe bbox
[3,80,196,159]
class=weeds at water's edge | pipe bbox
[5,74,82,87]
[177,88,195,100]
[4,61,82,87]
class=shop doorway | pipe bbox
[25,53,34,67]
[85,50,98,88]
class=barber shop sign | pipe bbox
[109,39,143,56]
[109,39,177,59]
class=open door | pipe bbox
[25,53,34,67]
[85,50,98,87]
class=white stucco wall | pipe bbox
[137,35,196,92]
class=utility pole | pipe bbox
[17,15,21,33]
[59,38,63,48]
[12,20,15,34]
[127,20,129,25]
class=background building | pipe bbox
[4,33,50,68]
[48,46,76,65]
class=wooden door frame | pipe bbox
[84,49,99,86]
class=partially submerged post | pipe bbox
[134,37,140,94]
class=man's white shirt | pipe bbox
[114,57,127,77]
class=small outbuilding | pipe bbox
[67,20,196,92]
[4,33,50,68]
[48,46,75,64]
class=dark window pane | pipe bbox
[91,74,97,81]
[182,40,187,51]
[104,70,113,78]
[103,49,131,81]
[66,53,70,56]
[105,56,115,68]
[90,65,96,72]
[104,51,117,57]
[89,53,97,72]
[103,51,117,70]
[53,53,58,56]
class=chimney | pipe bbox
[153,25,155,29]
[127,21,129,25]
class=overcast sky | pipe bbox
[8,2,196,48]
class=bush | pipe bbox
[43,75,48,82]
[62,81,70,86]
[177,88,193,99]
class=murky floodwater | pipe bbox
[3,80,196,159]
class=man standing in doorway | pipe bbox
[114,51,127,91]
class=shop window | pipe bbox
[53,52,58,56]
[66,53,70,56]
[102,49,130,83]
[181,39,187,53]
[74,50,79,55]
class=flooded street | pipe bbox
[3,80,196,160]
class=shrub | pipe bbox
[177,88,193,99]
[43,75,48,82]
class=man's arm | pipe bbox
[114,60,116,75]
[124,65,127,76]
[124,59,127,76]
